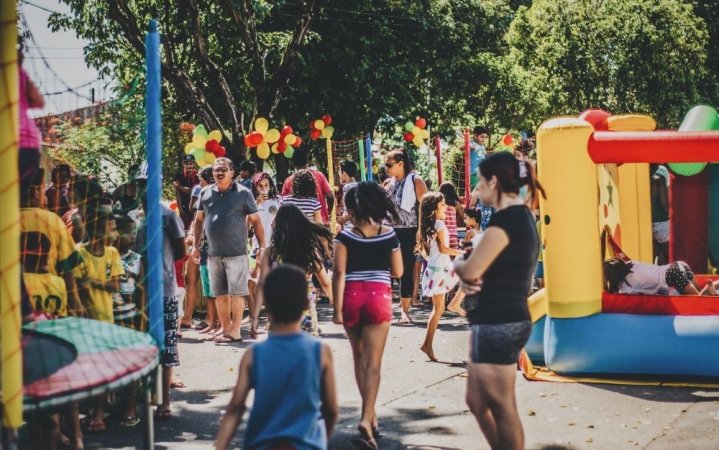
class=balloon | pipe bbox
[207,130,223,143]
[502,134,514,146]
[309,120,317,130]
[310,129,321,140]
[257,142,270,159]
[412,134,424,147]
[169,200,178,210]
[420,129,430,140]
[249,131,264,146]
[216,146,227,157]
[321,126,335,139]
[668,163,707,176]
[205,139,220,153]
[192,134,207,148]
[403,132,413,143]
[193,124,208,137]
[180,122,195,132]
[278,141,287,153]
[322,114,332,126]
[192,148,208,162]
[284,134,297,145]
[415,118,426,129]
[271,143,280,154]
[314,119,325,130]
[293,136,302,147]
[244,134,252,147]
[184,142,195,154]
[255,117,269,134]
[281,125,293,136]
[404,121,414,132]
[284,147,295,159]
[204,153,216,165]
[411,126,420,136]
[265,128,281,143]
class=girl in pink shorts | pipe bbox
[332,182,403,449]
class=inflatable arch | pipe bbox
[525,108,719,377]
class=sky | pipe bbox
[19,0,108,117]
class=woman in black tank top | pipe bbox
[454,152,545,450]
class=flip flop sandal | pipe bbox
[194,321,209,330]
[155,408,172,421]
[215,335,242,344]
[84,419,106,433]
[119,416,140,428]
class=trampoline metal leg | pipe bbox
[144,376,154,450]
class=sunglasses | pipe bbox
[213,167,231,173]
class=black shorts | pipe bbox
[469,321,532,365]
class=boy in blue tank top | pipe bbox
[216,265,339,450]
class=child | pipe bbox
[604,258,718,296]
[438,182,463,250]
[418,193,463,361]
[73,213,123,433]
[251,204,333,338]
[22,233,68,318]
[282,169,323,223]
[461,207,481,250]
[113,215,144,322]
[332,182,402,449]
[337,160,359,231]
[216,265,338,450]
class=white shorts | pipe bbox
[207,255,249,296]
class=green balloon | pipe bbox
[284,147,295,159]
[404,121,414,132]
[668,162,706,177]
[194,124,208,137]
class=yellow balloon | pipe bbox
[204,153,216,165]
[411,126,421,136]
[271,143,280,154]
[192,134,207,148]
[412,134,424,147]
[184,142,195,154]
[255,117,269,134]
[314,119,325,130]
[257,142,271,159]
[420,129,430,140]
[265,128,281,143]
[284,134,296,145]
[207,130,222,143]
[321,126,334,139]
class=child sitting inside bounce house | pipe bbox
[604,258,718,296]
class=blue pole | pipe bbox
[364,134,373,182]
[145,19,164,349]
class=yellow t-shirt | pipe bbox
[20,207,81,275]
[23,272,68,317]
[74,245,124,323]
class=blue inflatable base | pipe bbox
[526,315,546,366]
[543,314,719,377]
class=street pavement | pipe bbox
[84,302,719,449]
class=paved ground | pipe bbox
[83,302,719,450]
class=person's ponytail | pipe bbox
[519,160,546,202]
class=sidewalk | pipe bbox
[84,302,719,449]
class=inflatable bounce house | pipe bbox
[524,106,719,379]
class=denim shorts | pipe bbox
[207,255,249,296]
[469,321,532,365]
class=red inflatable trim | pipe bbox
[602,290,719,316]
[588,131,719,163]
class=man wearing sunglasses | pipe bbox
[192,157,265,343]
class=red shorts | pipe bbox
[342,281,393,328]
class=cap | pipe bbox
[183,154,196,163]
[134,162,148,180]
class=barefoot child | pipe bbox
[216,265,339,450]
[418,193,463,361]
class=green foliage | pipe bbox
[506,0,713,127]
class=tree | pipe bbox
[506,0,712,128]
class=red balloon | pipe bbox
[322,114,332,126]
[278,141,287,153]
[216,146,227,157]
[249,131,264,147]
[310,129,321,140]
[309,120,316,130]
[243,134,252,147]
[281,125,293,136]
[403,132,413,143]
[293,136,302,147]
[502,134,514,146]
[415,117,427,129]
[205,139,220,153]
